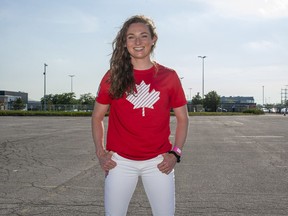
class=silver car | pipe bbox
[281,108,287,114]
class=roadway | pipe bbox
[0,115,287,215]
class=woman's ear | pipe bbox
[152,36,158,45]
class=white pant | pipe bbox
[105,153,175,216]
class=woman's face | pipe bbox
[126,22,157,61]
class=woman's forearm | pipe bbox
[91,102,109,157]
[92,117,106,157]
[173,105,189,150]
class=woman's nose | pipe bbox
[135,37,141,44]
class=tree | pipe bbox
[41,93,77,105]
[78,93,95,105]
[40,93,77,111]
[192,92,203,105]
[12,98,26,110]
[53,93,77,105]
[203,91,221,112]
[40,94,54,109]
[78,93,95,111]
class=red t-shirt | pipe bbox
[96,63,187,160]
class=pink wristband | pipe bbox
[172,146,182,156]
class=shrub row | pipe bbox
[242,109,264,115]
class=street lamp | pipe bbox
[43,63,48,111]
[198,56,207,99]
[69,75,75,93]
[262,86,264,106]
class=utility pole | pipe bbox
[189,88,192,100]
[198,56,206,99]
[282,85,288,105]
[68,75,75,93]
[262,86,264,106]
[43,63,48,111]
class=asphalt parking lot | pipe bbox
[0,115,287,216]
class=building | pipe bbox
[0,90,28,110]
[220,96,256,112]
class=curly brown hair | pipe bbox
[108,15,158,99]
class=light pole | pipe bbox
[69,75,75,93]
[198,56,206,99]
[189,88,192,100]
[262,85,264,106]
[43,63,48,111]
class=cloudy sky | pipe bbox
[1,0,287,104]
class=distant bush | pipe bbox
[242,109,264,115]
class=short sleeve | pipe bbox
[95,71,112,105]
[169,71,187,108]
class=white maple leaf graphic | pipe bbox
[126,81,160,117]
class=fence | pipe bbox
[27,103,94,112]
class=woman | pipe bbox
[92,15,189,216]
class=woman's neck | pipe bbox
[131,58,154,70]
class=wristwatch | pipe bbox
[168,151,181,163]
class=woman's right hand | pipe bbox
[97,151,117,172]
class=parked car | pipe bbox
[267,107,277,113]
[217,107,228,112]
[261,108,269,113]
[281,108,287,114]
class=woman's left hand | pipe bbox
[157,153,177,175]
